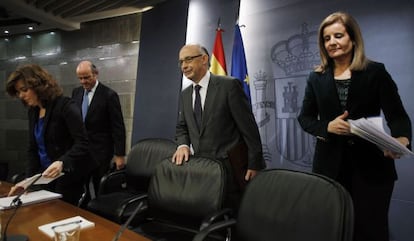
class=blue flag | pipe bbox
[231,24,251,103]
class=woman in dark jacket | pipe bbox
[297,12,411,241]
[6,64,97,205]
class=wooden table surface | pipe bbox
[0,182,150,241]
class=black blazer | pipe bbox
[72,82,126,165]
[176,74,265,170]
[298,61,412,181]
[27,96,96,179]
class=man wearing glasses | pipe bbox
[72,60,126,200]
[173,44,265,209]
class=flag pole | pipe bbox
[210,17,227,76]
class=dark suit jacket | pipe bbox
[27,96,96,179]
[72,82,126,166]
[298,61,412,182]
[176,74,265,171]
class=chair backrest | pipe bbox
[147,157,226,228]
[125,138,177,191]
[237,169,353,241]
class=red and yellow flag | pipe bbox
[209,28,227,75]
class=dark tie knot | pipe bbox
[195,85,201,92]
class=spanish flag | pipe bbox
[210,28,227,76]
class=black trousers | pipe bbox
[338,170,394,241]
[44,172,85,206]
[220,158,242,212]
[90,160,112,195]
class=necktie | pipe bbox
[82,90,89,121]
[193,85,202,131]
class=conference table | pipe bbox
[0,182,150,241]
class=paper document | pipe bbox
[0,190,62,210]
[348,117,413,156]
[38,216,95,238]
[16,173,65,189]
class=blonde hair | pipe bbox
[315,11,369,72]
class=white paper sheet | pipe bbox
[38,215,95,238]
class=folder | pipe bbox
[15,173,65,189]
[0,190,62,210]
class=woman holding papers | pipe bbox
[6,64,97,205]
[297,12,411,241]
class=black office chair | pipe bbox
[86,138,176,224]
[131,156,232,241]
[193,169,354,241]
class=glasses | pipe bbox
[178,54,203,67]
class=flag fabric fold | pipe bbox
[231,24,251,103]
[210,28,227,76]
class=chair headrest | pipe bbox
[148,157,226,219]
[238,169,353,241]
[126,138,177,177]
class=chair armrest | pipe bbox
[98,169,126,195]
[118,194,149,220]
[199,208,232,230]
[10,173,26,184]
[193,219,237,241]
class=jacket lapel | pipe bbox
[87,83,102,117]
[322,69,343,113]
[200,75,219,134]
[183,86,199,133]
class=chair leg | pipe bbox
[78,177,94,208]
[77,184,88,207]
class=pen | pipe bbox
[51,220,82,229]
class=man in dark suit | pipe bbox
[72,61,126,196]
[173,44,265,209]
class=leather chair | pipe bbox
[193,169,354,241]
[86,138,176,224]
[131,156,232,241]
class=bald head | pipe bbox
[76,60,98,91]
[179,44,209,83]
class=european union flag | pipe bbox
[231,24,251,103]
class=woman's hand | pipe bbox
[8,185,24,197]
[384,137,410,159]
[328,111,351,135]
[42,161,63,178]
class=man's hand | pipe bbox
[172,146,190,165]
[245,169,258,181]
[114,155,126,170]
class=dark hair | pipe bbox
[91,62,99,75]
[6,64,63,106]
[200,46,210,60]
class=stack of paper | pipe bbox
[38,216,95,238]
[0,190,62,210]
[349,117,413,156]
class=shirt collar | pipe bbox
[193,71,210,89]
[89,80,99,93]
